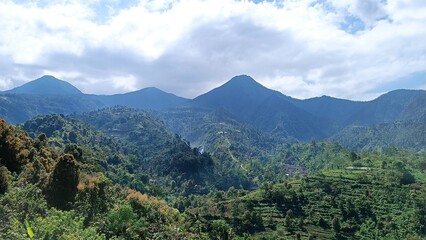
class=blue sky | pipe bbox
[373,71,426,93]
[0,0,426,100]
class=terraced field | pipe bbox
[186,167,426,239]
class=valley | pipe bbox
[1,75,426,239]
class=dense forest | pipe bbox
[1,107,426,239]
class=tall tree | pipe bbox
[44,154,79,210]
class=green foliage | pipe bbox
[32,209,104,239]
[75,173,113,225]
[75,107,214,178]
[0,118,190,239]
[0,183,49,239]
[181,148,426,239]
[25,219,34,239]
[107,204,147,239]
[332,216,341,232]
[0,118,33,172]
[44,154,79,210]
[0,166,9,194]
[22,113,162,195]
[2,100,426,240]
[209,220,235,240]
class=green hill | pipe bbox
[331,121,426,152]
[180,146,426,239]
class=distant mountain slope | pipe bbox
[291,89,426,127]
[348,89,425,125]
[190,75,330,140]
[0,94,104,124]
[173,76,426,142]
[331,121,426,151]
[399,91,426,122]
[324,90,426,151]
[0,76,189,124]
[2,75,426,145]
[98,87,188,110]
[291,96,364,127]
[5,75,82,95]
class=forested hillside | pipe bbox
[2,111,426,239]
[1,75,426,239]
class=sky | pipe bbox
[1,0,426,100]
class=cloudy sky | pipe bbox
[1,0,426,100]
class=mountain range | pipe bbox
[1,74,425,150]
[2,74,426,239]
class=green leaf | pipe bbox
[25,220,34,239]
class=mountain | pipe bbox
[3,73,426,240]
[327,90,426,151]
[331,121,426,151]
[5,75,82,95]
[0,76,188,124]
[0,94,104,124]
[191,75,293,118]
[399,91,426,122]
[348,89,425,125]
[161,107,285,163]
[190,75,330,140]
[1,74,426,144]
[73,107,212,178]
[290,96,364,128]
[290,89,426,130]
[0,76,103,123]
[98,87,188,110]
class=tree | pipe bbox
[75,173,111,225]
[64,144,83,162]
[318,217,328,228]
[284,209,294,229]
[400,171,415,185]
[33,209,104,239]
[44,154,79,210]
[209,220,235,240]
[242,210,263,232]
[0,119,32,172]
[68,131,78,143]
[332,217,341,232]
[0,167,9,194]
[107,204,147,239]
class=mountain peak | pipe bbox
[224,75,264,88]
[6,75,82,95]
[38,75,59,81]
[191,75,291,118]
[102,86,188,110]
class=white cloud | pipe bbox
[0,77,13,90]
[329,0,388,27]
[0,0,426,100]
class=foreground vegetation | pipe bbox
[1,108,426,239]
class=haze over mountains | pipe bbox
[1,74,425,150]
